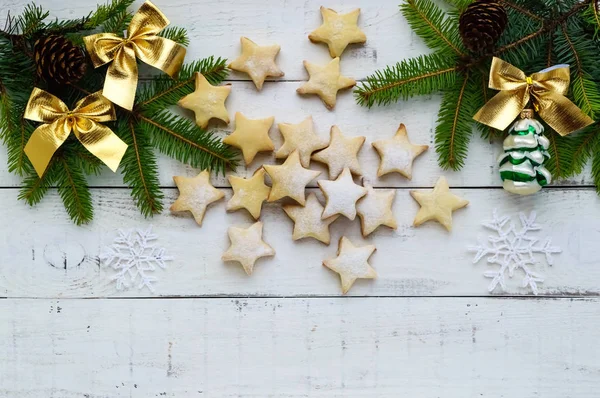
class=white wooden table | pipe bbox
[1,0,599,397]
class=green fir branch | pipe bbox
[592,141,600,194]
[101,10,133,34]
[17,158,60,206]
[159,27,189,46]
[140,111,238,175]
[401,0,465,57]
[55,154,94,225]
[435,72,483,170]
[355,53,458,107]
[567,125,600,176]
[84,0,135,31]
[119,118,164,217]
[545,130,574,179]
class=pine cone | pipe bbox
[459,1,508,54]
[33,35,88,85]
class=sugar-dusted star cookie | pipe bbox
[178,73,231,129]
[318,167,367,220]
[263,150,321,205]
[356,185,397,236]
[228,37,284,90]
[226,168,271,220]
[309,6,367,58]
[276,116,329,167]
[222,222,275,275]
[283,193,339,245]
[410,176,469,231]
[296,58,356,110]
[323,236,377,294]
[171,170,224,226]
[312,125,365,179]
[223,112,275,165]
[372,123,429,179]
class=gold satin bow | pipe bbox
[83,1,187,110]
[473,57,594,136]
[24,88,128,177]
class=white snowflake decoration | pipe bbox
[468,210,561,295]
[100,226,173,293]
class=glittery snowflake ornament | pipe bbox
[468,210,561,295]
[100,226,173,293]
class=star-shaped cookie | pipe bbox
[228,37,284,90]
[227,168,271,219]
[356,185,397,236]
[323,236,377,294]
[318,168,367,220]
[222,222,275,275]
[372,124,429,179]
[410,176,469,231]
[312,125,365,179]
[223,112,275,165]
[309,7,367,58]
[263,150,321,205]
[178,73,231,129]
[171,170,224,226]
[283,193,339,245]
[296,58,356,110]
[276,116,329,167]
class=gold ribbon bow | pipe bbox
[24,88,128,177]
[473,57,594,136]
[83,1,187,110]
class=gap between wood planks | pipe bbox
[0,295,598,300]
[0,185,596,190]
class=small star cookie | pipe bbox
[318,168,367,220]
[283,193,339,245]
[228,37,284,90]
[296,58,356,110]
[312,125,365,179]
[222,222,275,275]
[323,236,377,294]
[171,171,224,226]
[372,124,428,179]
[264,150,321,205]
[356,185,397,236]
[227,168,271,220]
[309,7,367,58]
[276,116,329,167]
[410,176,469,231]
[223,112,275,165]
[178,73,231,129]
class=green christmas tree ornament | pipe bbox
[498,109,552,196]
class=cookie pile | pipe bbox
[170,7,469,293]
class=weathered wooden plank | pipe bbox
[0,297,598,397]
[1,187,598,298]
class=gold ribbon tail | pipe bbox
[103,45,139,111]
[473,89,529,131]
[24,120,71,177]
[537,92,595,136]
[73,121,128,172]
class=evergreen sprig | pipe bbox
[0,0,238,224]
[356,0,600,191]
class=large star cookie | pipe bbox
[263,150,321,205]
[318,167,366,220]
[283,193,339,245]
[178,73,231,129]
[228,37,284,90]
[222,222,275,275]
[372,124,428,179]
[171,171,224,226]
[297,58,355,110]
[323,236,377,294]
[356,185,397,236]
[312,125,364,179]
[223,112,275,165]
[227,168,271,220]
[410,176,469,231]
[309,6,367,58]
[276,116,329,167]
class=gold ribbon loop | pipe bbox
[24,88,128,177]
[473,57,594,136]
[83,1,187,110]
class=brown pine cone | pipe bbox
[33,34,88,85]
[459,1,508,54]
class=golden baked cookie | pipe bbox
[410,176,468,231]
[356,185,397,236]
[223,112,275,165]
[263,150,321,205]
[323,236,377,294]
[228,37,284,90]
[296,58,355,110]
[178,73,231,129]
[312,125,365,179]
[276,116,329,167]
[309,6,366,58]
[171,170,224,226]
[372,123,428,179]
[318,167,366,220]
[222,222,275,275]
[283,193,339,245]
[227,168,271,220]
